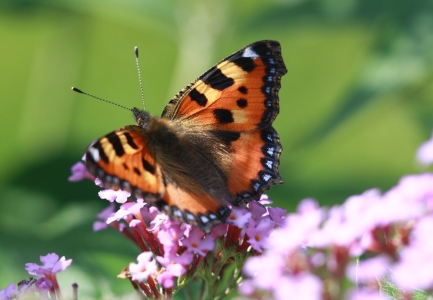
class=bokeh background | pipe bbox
[2,0,433,298]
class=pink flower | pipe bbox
[35,278,52,297]
[238,279,255,296]
[93,203,115,231]
[25,253,72,276]
[245,218,274,252]
[346,256,391,283]
[157,271,175,288]
[269,198,322,252]
[227,206,251,228]
[157,222,184,253]
[156,251,194,282]
[106,201,147,224]
[259,194,273,205]
[129,252,158,281]
[181,227,215,256]
[309,190,383,250]
[210,223,228,238]
[247,201,267,222]
[392,216,433,290]
[243,252,284,290]
[68,162,94,181]
[383,173,433,218]
[417,132,433,166]
[273,274,322,300]
[98,188,130,203]
[267,207,286,226]
[0,283,16,300]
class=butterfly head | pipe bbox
[132,107,151,128]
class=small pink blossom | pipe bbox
[98,188,130,203]
[0,283,16,300]
[156,251,194,277]
[93,203,115,231]
[68,162,94,182]
[129,252,158,282]
[259,194,273,205]
[346,256,391,283]
[267,207,286,226]
[157,271,175,288]
[247,201,267,222]
[25,253,72,276]
[157,223,184,253]
[273,274,322,300]
[181,226,215,256]
[35,278,52,297]
[243,252,284,290]
[269,198,322,252]
[417,132,433,166]
[227,206,251,228]
[245,218,274,252]
[392,216,433,290]
[210,223,228,238]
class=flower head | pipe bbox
[129,252,158,282]
[25,253,72,276]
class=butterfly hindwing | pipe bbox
[156,182,231,233]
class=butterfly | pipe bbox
[83,40,287,233]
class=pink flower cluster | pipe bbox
[0,253,72,300]
[69,162,286,298]
[239,134,433,300]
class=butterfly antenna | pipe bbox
[134,46,146,111]
[71,87,132,111]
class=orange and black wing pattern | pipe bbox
[162,40,287,204]
[85,126,165,201]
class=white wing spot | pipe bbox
[88,146,100,161]
[263,174,271,182]
[266,87,271,94]
[200,215,210,223]
[267,147,275,156]
[243,47,259,58]
[268,76,272,82]
[266,160,273,169]
[270,68,276,74]
[253,182,261,191]
[269,58,275,64]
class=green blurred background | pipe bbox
[1,0,433,298]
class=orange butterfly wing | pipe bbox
[85,127,165,200]
[163,40,286,203]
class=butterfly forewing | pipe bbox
[162,40,286,131]
[85,127,165,199]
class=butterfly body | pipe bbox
[84,40,287,232]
